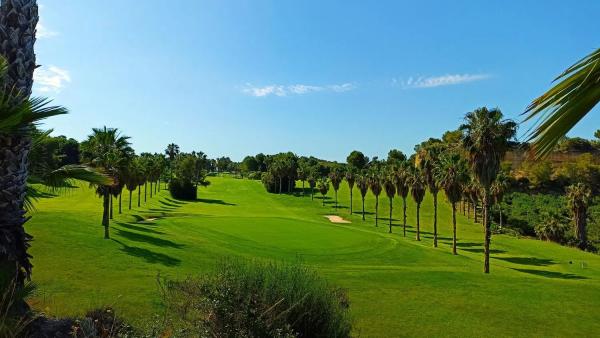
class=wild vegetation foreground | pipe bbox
[28,176,600,337]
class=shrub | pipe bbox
[159,259,352,338]
[70,307,136,337]
[247,171,262,180]
[534,212,570,243]
[169,178,197,200]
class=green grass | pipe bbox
[27,176,600,337]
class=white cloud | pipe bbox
[242,82,356,97]
[37,22,58,38]
[398,73,490,89]
[34,65,71,93]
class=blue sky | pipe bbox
[34,0,600,161]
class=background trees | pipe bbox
[346,150,369,170]
[460,107,517,273]
[169,153,210,200]
[317,178,329,206]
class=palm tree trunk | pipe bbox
[279,177,282,194]
[335,190,338,210]
[137,185,141,207]
[350,189,353,214]
[129,190,132,210]
[0,134,33,284]
[483,190,491,274]
[102,191,110,239]
[433,192,438,247]
[416,203,421,241]
[150,181,153,198]
[144,181,147,202]
[402,197,407,237]
[467,202,471,219]
[388,197,393,233]
[452,202,457,255]
[155,180,158,194]
[158,178,160,192]
[0,0,39,288]
[361,196,365,221]
[499,205,503,230]
[474,201,478,223]
[575,209,588,250]
[110,195,113,219]
[118,193,122,214]
[375,196,379,227]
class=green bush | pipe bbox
[159,259,352,338]
[169,178,197,200]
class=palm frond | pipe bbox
[523,48,600,158]
[40,165,113,190]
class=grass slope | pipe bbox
[27,176,600,337]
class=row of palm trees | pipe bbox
[307,107,517,274]
[80,127,167,238]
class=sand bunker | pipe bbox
[324,215,351,223]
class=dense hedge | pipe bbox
[169,178,197,200]
[261,172,296,193]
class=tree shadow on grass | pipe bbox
[461,247,507,254]
[164,197,187,205]
[112,239,181,267]
[194,198,236,206]
[159,200,181,208]
[115,222,165,235]
[512,268,587,280]
[494,256,555,266]
[114,228,184,249]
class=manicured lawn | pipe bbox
[28,176,600,337]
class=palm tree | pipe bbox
[394,161,410,236]
[0,0,43,285]
[345,168,356,214]
[566,183,592,250]
[417,143,443,247]
[490,171,509,230]
[307,172,317,201]
[523,48,600,158]
[410,168,426,241]
[329,167,343,210]
[383,171,396,233]
[165,143,179,182]
[368,171,382,227]
[317,178,329,206]
[297,165,307,195]
[435,153,469,255]
[356,173,369,221]
[81,127,133,239]
[460,107,517,273]
[124,159,141,210]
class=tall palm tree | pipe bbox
[329,167,343,210]
[356,173,369,221]
[307,171,317,201]
[383,171,396,233]
[345,168,356,214]
[566,183,592,250]
[124,159,141,210]
[317,177,329,206]
[410,168,426,241]
[523,48,600,158]
[81,127,133,239]
[394,161,410,236]
[165,143,179,182]
[490,171,509,229]
[368,171,382,227]
[435,153,469,255]
[417,143,443,247]
[0,0,41,285]
[460,107,517,273]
